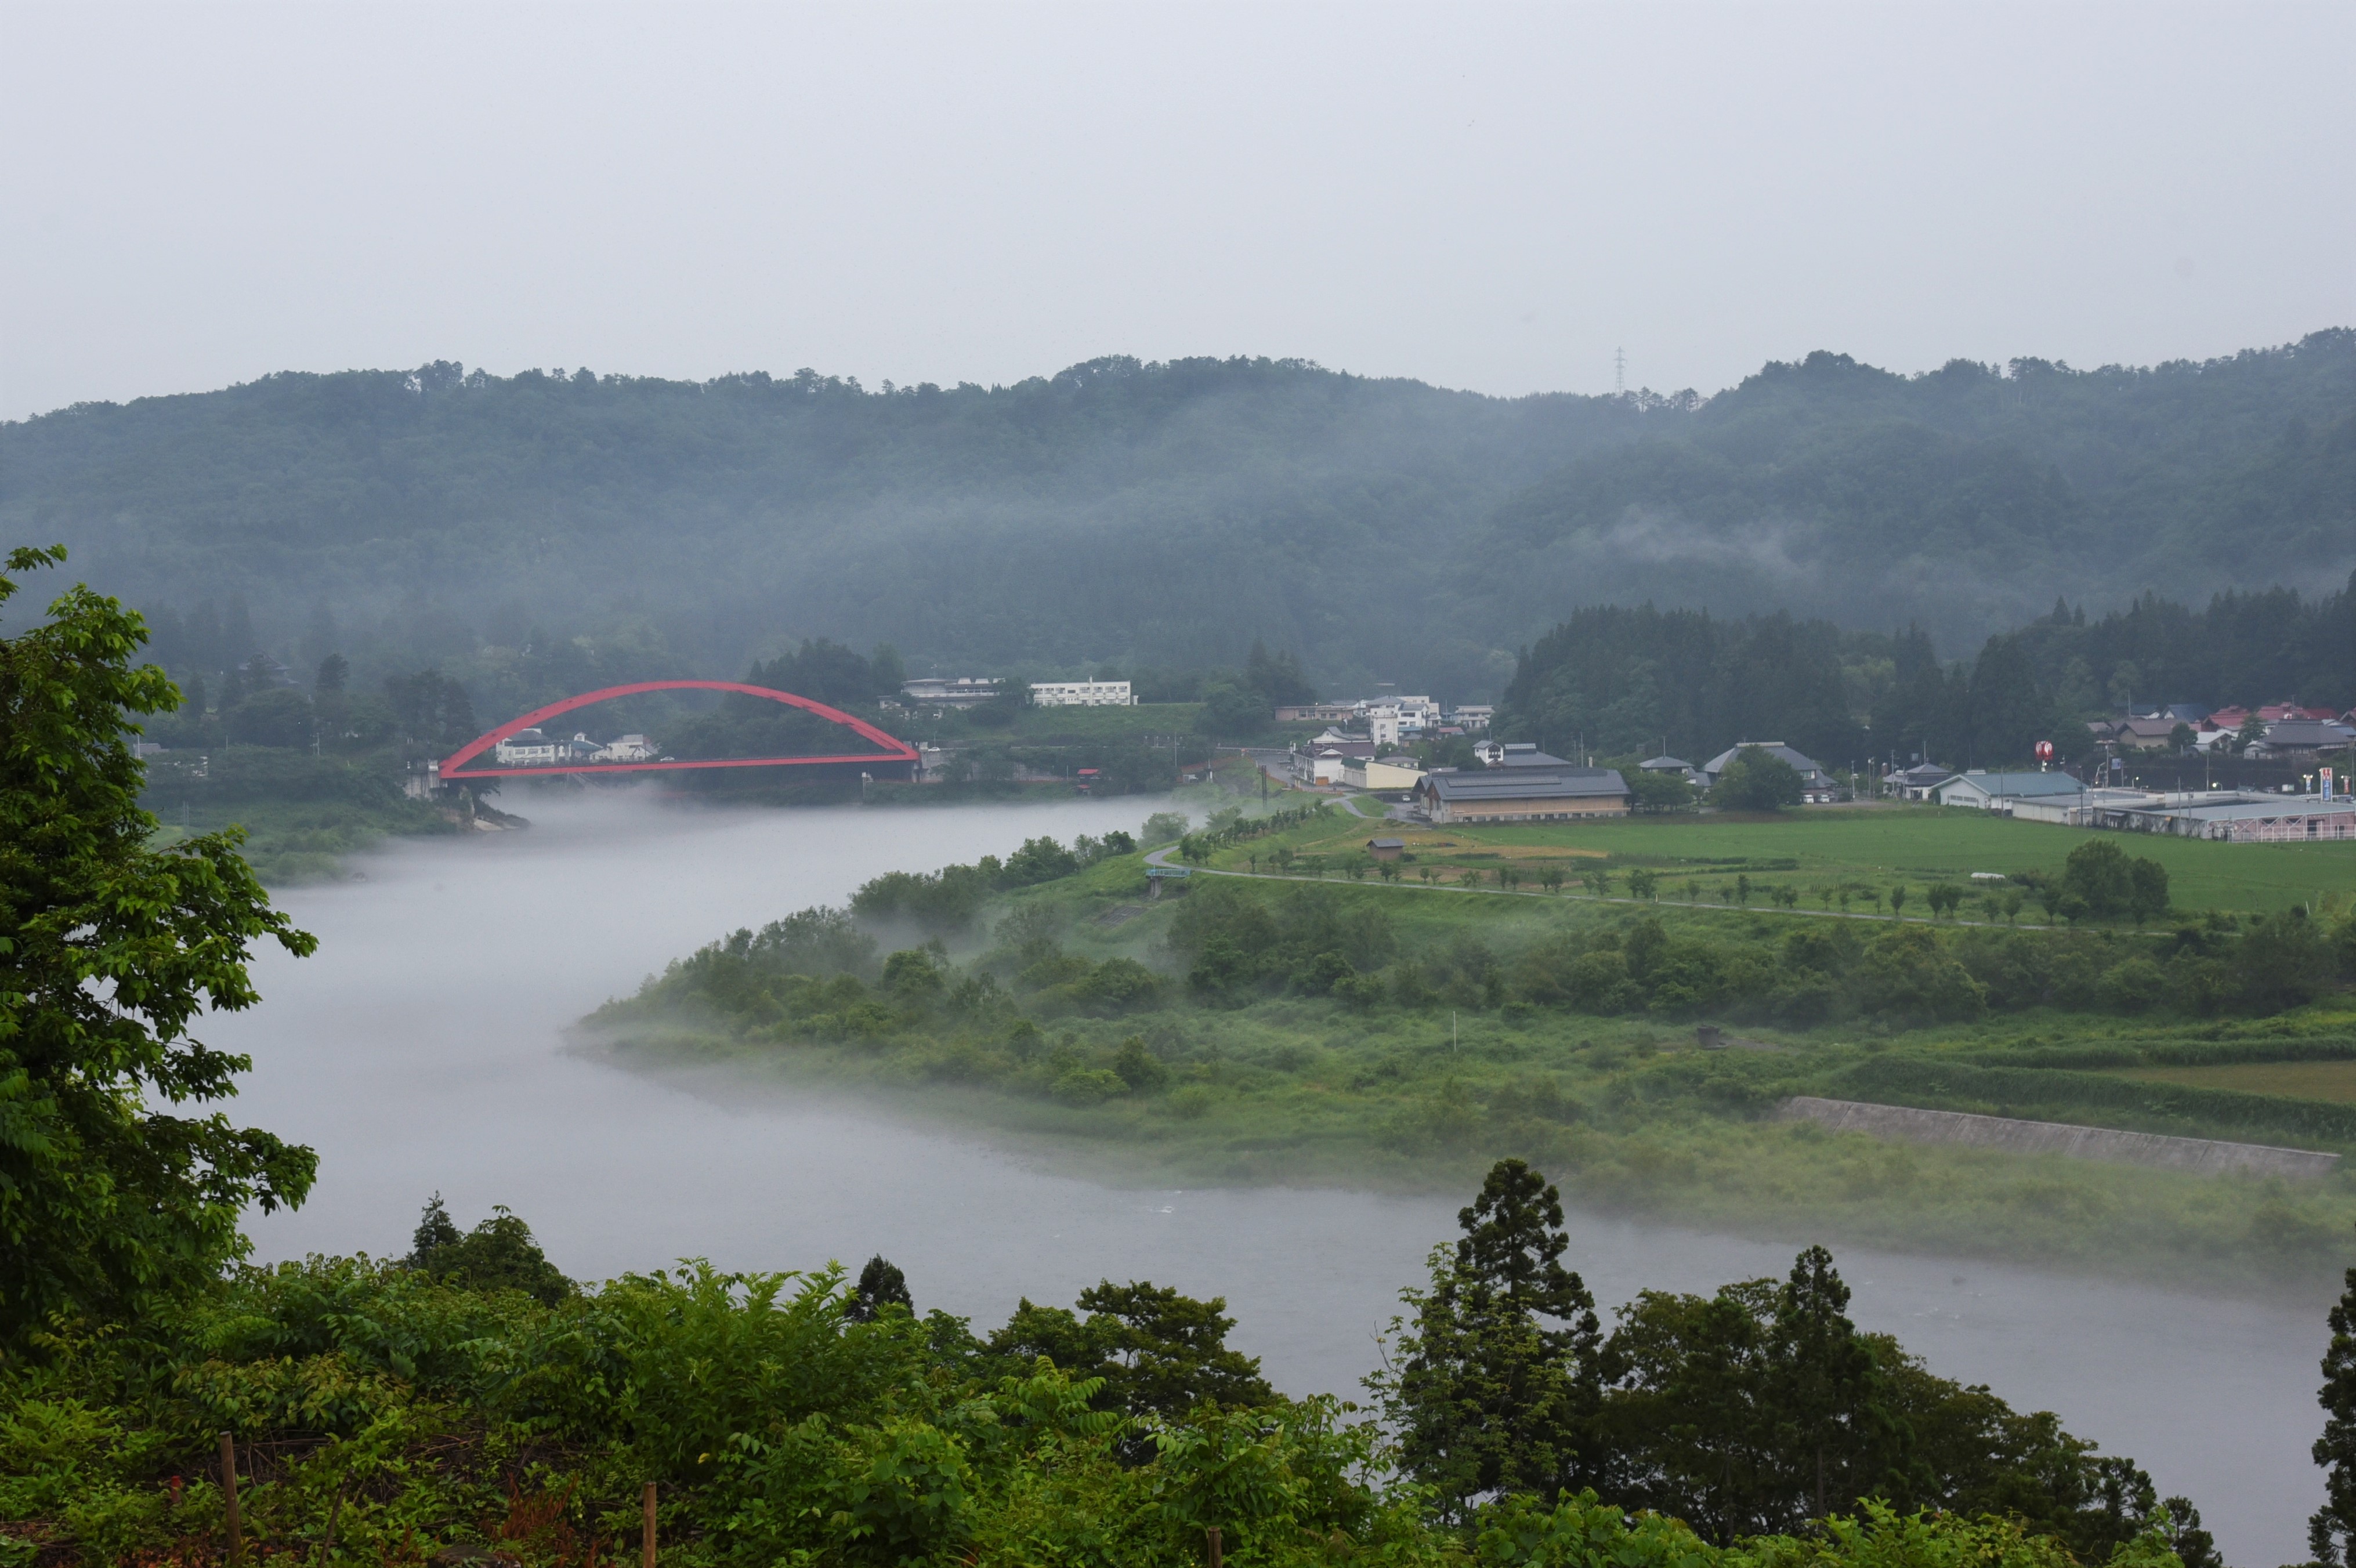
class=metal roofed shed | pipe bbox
[1932,771,2089,809]
[2095,794,2356,842]
[1366,837,1405,860]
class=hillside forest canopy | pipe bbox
[2,331,2351,718]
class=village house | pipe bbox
[1698,743,1841,803]
[493,728,564,766]
[1290,731,1377,786]
[2089,717,2184,751]
[1883,762,1956,801]
[2248,718,2356,759]
[1639,754,1707,787]
[595,733,658,762]
[1343,754,1425,792]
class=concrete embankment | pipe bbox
[1781,1095,2340,1182]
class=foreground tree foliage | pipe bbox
[1378,1164,2216,1565]
[0,545,317,1349]
[0,1221,2209,1568]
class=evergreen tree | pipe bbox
[848,1253,913,1321]
[407,1192,462,1265]
[2313,1259,2356,1565]
[1382,1158,1601,1518]
[1765,1245,1885,1520]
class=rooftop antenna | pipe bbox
[1615,347,1626,398]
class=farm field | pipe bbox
[1238,796,2356,917]
[2118,1059,2356,1104]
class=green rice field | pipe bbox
[1252,799,2356,917]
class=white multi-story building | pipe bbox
[1363,706,1402,747]
[1030,680,1135,708]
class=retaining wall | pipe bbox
[1780,1095,2340,1182]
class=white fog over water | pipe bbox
[219,793,2321,1561]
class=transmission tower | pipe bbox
[1615,347,1626,398]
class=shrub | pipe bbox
[1052,1067,1129,1105]
[1710,748,1804,811]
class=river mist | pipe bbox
[218,791,2322,1561]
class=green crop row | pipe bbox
[1834,1055,2356,1147]
[1964,1036,2356,1072]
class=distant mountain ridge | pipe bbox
[3,334,2349,698]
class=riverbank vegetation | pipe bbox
[590,802,2356,1292]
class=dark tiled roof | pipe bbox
[2262,720,2356,747]
[1424,767,1628,802]
[1701,743,1829,778]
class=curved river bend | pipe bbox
[220,794,2322,1561]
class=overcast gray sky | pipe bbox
[4,1,2350,419]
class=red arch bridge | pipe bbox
[437,680,920,783]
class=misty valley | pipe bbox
[6,332,2355,1567]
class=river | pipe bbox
[218,791,2322,1561]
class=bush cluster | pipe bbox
[846,832,1135,934]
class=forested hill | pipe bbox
[3,333,2350,698]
